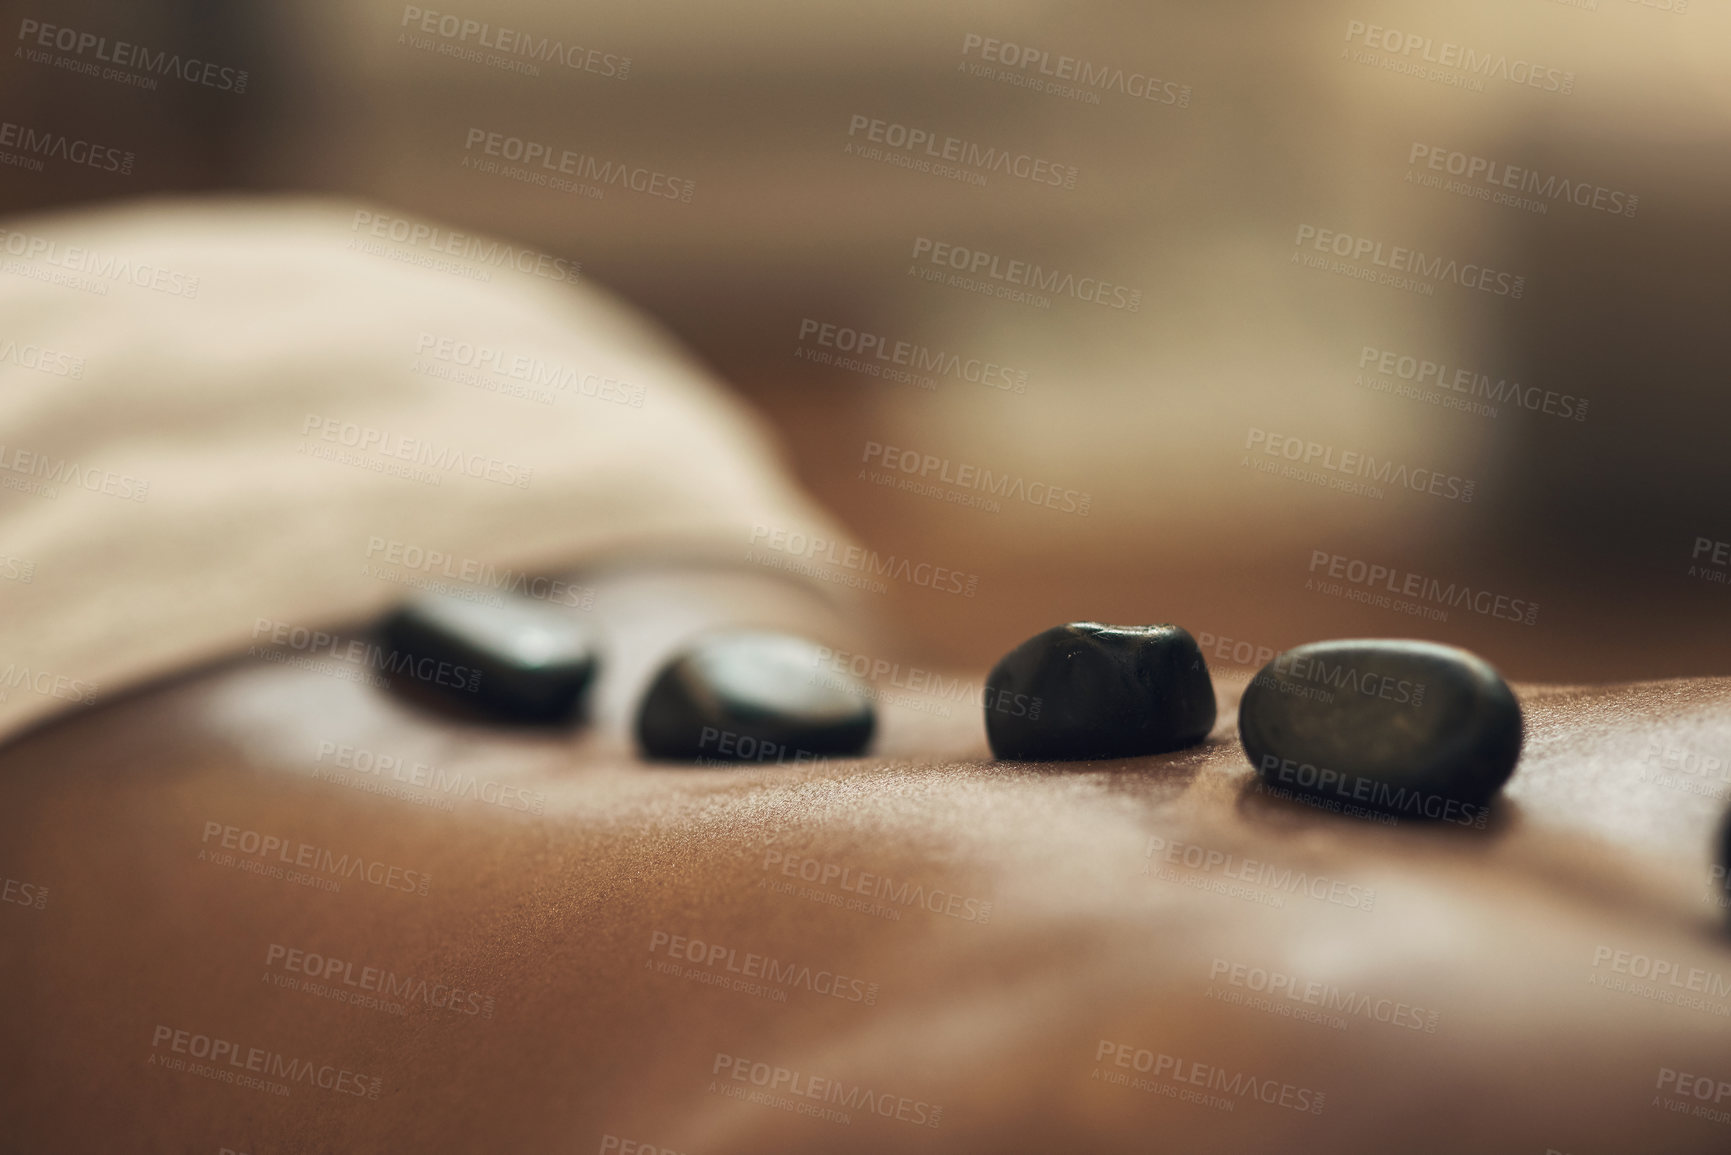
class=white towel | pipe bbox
[0,196,847,743]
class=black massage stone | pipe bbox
[379,593,598,722]
[1240,639,1521,822]
[636,631,874,763]
[984,622,1216,761]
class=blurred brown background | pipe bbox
[5,0,1728,681]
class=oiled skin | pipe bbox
[2,572,1730,1154]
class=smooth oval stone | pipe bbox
[636,632,874,763]
[984,622,1216,761]
[1239,639,1521,823]
[379,593,598,722]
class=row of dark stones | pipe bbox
[379,597,1728,905]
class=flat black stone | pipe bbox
[636,632,874,763]
[1239,639,1521,823]
[984,622,1216,761]
[378,593,598,723]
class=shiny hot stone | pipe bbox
[379,593,598,722]
[636,632,874,763]
[1240,639,1522,824]
[984,623,1216,761]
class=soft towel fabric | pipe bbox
[0,196,848,744]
